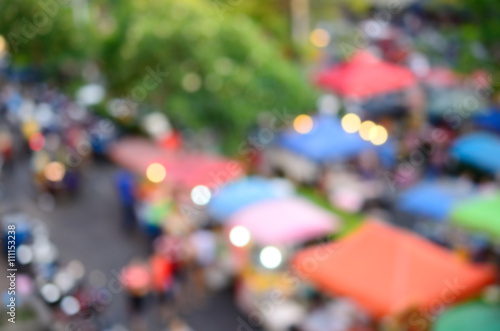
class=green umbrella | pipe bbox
[433,302,500,331]
[451,193,500,239]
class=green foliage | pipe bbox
[0,0,94,72]
[431,0,500,79]
[1,0,317,154]
[96,0,317,152]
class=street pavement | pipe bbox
[1,156,248,330]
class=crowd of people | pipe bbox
[1,3,500,331]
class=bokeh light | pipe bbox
[60,296,80,316]
[29,132,45,151]
[0,35,6,53]
[146,163,166,183]
[67,260,85,280]
[369,125,388,145]
[359,121,375,141]
[191,185,212,206]
[182,72,202,92]
[293,114,314,134]
[229,226,251,247]
[17,245,33,265]
[44,162,66,182]
[54,271,75,293]
[341,113,361,133]
[260,246,282,269]
[41,283,61,303]
[310,29,330,48]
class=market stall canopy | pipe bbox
[360,91,407,116]
[421,67,460,88]
[208,176,291,222]
[432,302,500,331]
[451,193,500,239]
[277,115,395,166]
[315,51,416,99]
[108,137,244,189]
[293,221,497,319]
[397,180,475,221]
[450,132,500,174]
[427,88,485,119]
[227,197,340,246]
[473,107,500,133]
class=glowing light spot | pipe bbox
[260,246,282,269]
[229,226,251,247]
[29,132,45,151]
[341,113,361,133]
[182,73,202,93]
[359,121,375,141]
[310,29,330,48]
[44,162,66,182]
[41,283,61,303]
[17,245,33,265]
[60,296,80,316]
[0,35,6,53]
[146,163,166,183]
[191,185,211,206]
[293,115,314,134]
[369,125,388,145]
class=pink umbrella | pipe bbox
[316,51,416,99]
[108,137,244,190]
[422,67,460,88]
[227,197,340,246]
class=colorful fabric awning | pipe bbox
[316,51,416,99]
[293,221,497,319]
[227,197,340,246]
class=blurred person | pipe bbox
[120,258,151,330]
[168,316,194,331]
[115,170,137,232]
[186,228,217,302]
[149,251,175,321]
[0,124,13,165]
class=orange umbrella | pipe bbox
[316,51,416,99]
[293,221,497,319]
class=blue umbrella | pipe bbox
[208,177,289,222]
[397,181,473,221]
[451,132,500,174]
[473,107,500,133]
[277,115,395,167]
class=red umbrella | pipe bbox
[316,51,416,99]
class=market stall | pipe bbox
[450,132,500,175]
[226,197,341,330]
[271,115,395,211]
[108,137,245,231]
[451,192,500,240]
[432,302,500,331]
[207,176,292,222]
[427,87,485,121]
[315,51,416,100]
[108,137,244,190]
[397,180,474,221]
[473,107,500,133]
[395,180,476,240]
[293,221,497,329]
